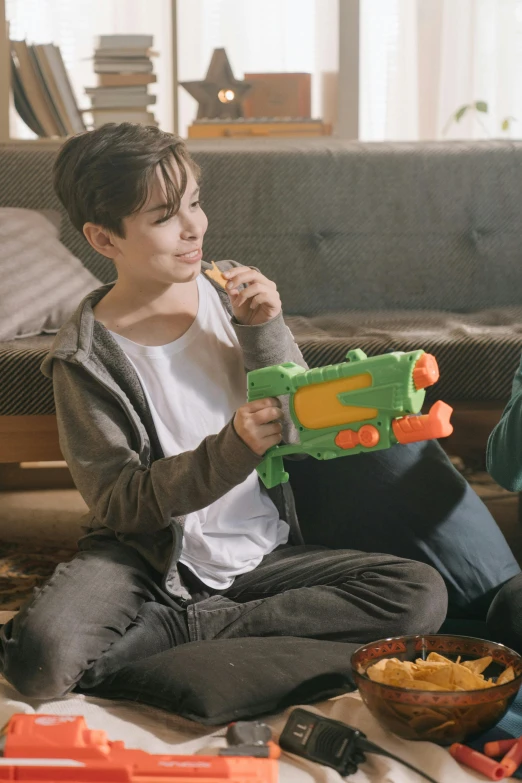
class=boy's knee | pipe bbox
[395,559,448,635]
[1,615,81,699]
[487,573,522,654]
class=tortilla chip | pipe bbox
[367,653,514,692]
[402,679,449,691]
[409,713,451,732]
[426,652,452,664]
[425,720,456,735]
[462,656,492,675]
[415,659,449,669]
[451,663,490,690]
[204,260,228,289]
[416,664,455,689]
[497,665,515,685]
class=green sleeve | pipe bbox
[487,355,522,491]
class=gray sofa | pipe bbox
[2,138,522,465]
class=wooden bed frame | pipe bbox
[0,403,505,490]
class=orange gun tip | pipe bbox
[413,353,440,390]
[392,400,454,445]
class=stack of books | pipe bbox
[87,35,157,128]
[10,40,85,137]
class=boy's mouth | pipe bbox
[175,248,202,263]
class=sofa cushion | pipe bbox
[0,336,54,415]
[0,208,100,341]
[2,309,521,416]
[286,307,522,402]
[3,141,522,316]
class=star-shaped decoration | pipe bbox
[180,48,252,120]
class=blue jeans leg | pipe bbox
[286,440,520,618]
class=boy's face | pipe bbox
[105,161,208,286]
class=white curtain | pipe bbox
[360,0,522,141]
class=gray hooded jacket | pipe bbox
[41,260,307,600]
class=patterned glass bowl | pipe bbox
[351,634,522,745]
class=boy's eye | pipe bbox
[154,200,201,224]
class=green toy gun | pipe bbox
[247,349,453,488]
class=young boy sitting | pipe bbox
[0,123,447,700]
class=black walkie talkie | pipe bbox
[279,708,440,783]
[279,708,365,775]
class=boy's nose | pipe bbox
[180,215,204,239]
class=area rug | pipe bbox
[0,541,76,610]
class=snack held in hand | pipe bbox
[204,259,228,289]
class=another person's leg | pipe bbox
[486,573,522,653]
[188,545,447,643]
[0,541,188,698]
[286,441,520,619]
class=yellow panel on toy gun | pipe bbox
[294,372,377,429]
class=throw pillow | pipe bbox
[0,208,101,341]
[79,636,358,725]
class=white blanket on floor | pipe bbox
[0,680,509,782]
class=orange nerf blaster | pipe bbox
[0,714,278,783]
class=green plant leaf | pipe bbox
[501,115,517,131]
[455,105,469,122]
[475,101,488,113]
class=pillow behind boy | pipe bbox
[0,207,100,341]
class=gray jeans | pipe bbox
[0,541,447,699]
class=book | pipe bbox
[85,86,150,96]
[41,44,85,133]
[10,53,45,136]
[97,72,156,87]
[86,90,156,109]
[94,60,153,74]
[11,40,60,136]
[27,46,67,135]
[93,48,157,59]
[90,108,156,127]
[32,45,71,135]
[243,73,311,119]
[88,34,157,126]
[97,34,153,50]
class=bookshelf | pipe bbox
[0,0,179,145]
[0,0,359,144]
[0,0,10,143]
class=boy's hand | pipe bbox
[234,398,284,456]
[223,266,281,325]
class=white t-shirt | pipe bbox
[109,275,289,589]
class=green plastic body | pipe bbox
[247,349,426,488]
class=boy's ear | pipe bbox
[83,222,119,260]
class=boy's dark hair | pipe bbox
[53,123,200,238]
